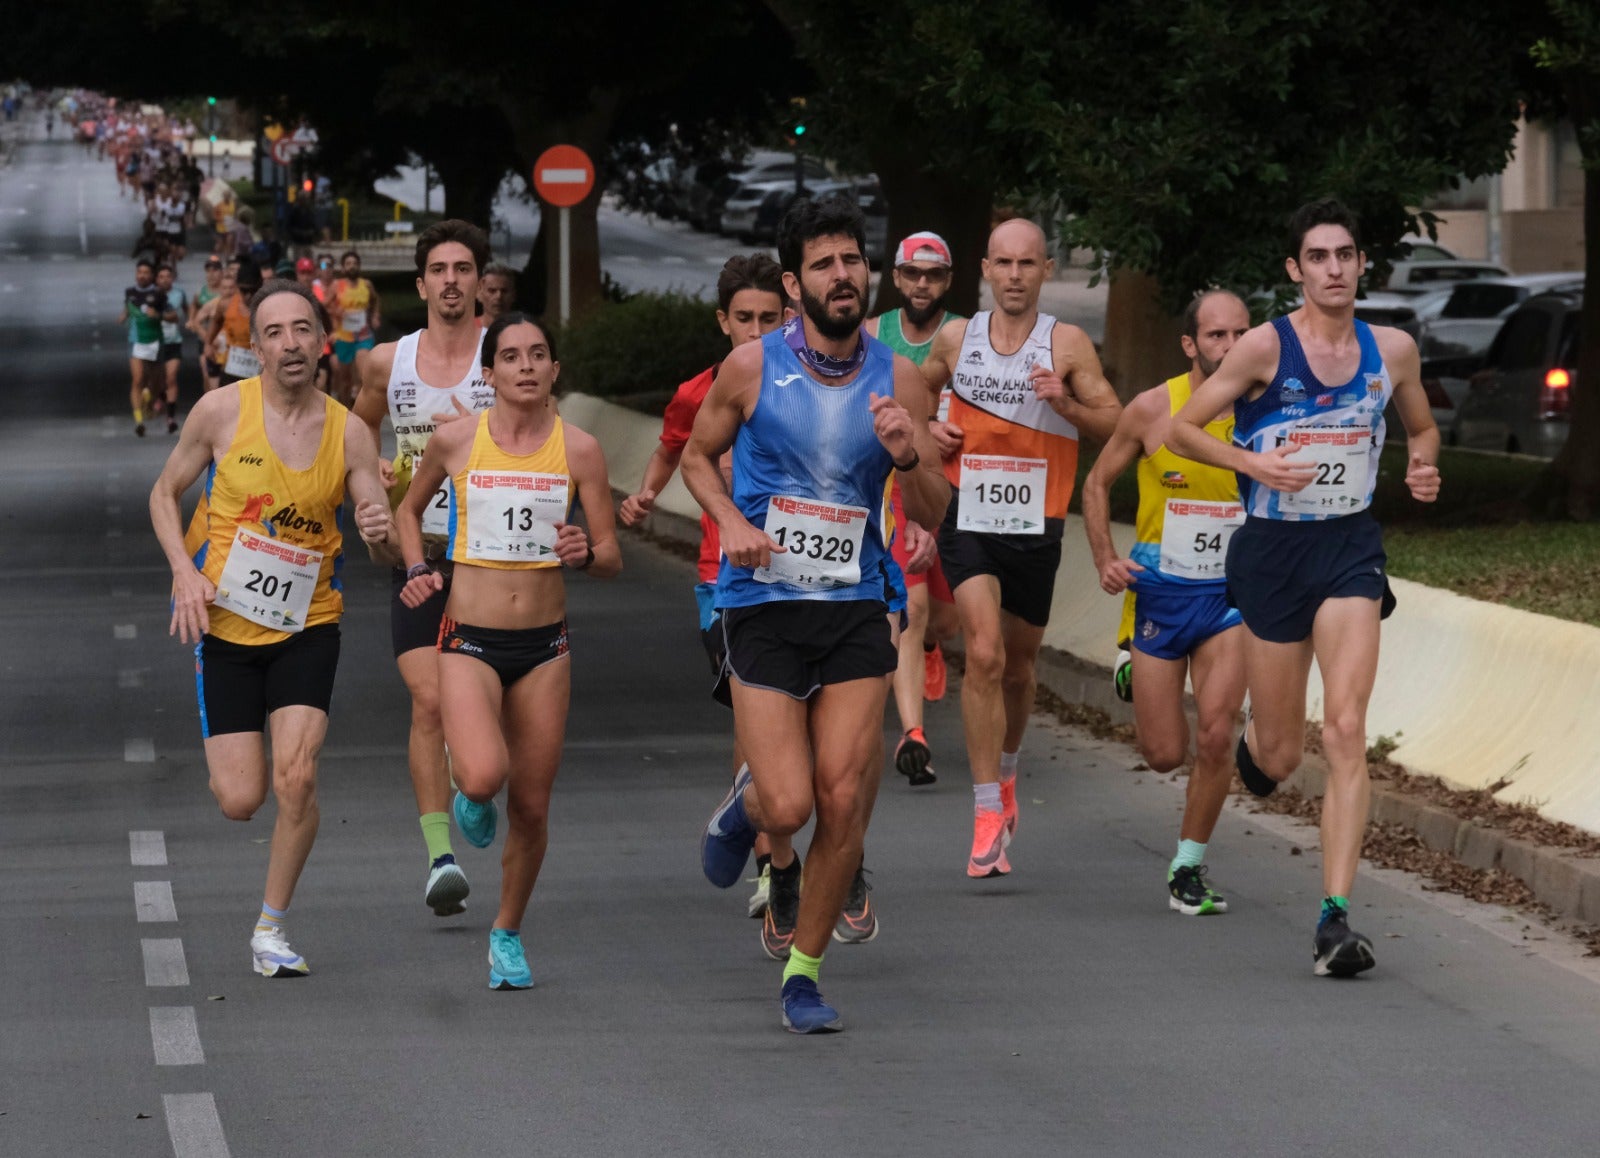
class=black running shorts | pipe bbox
[437,617,570,688]
[936,504,1063,628]
[196,623,341,738]
[1225,511,1396,644]
[719,598,895,702]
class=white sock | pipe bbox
[973,782,1002,814]
[999,750,1020,779]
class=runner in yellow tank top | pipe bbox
[396,313,620,991]
[150,282,395,980]
[329,250,380,405]
[1081,290,1252,916]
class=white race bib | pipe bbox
[1159,499,1244,580]
[131,340,160,362]
[161,319,181,344]
[464,470,568,562]
[957,455,1048,534]
[224,345,261,379]
[421,477,453,538]
[1278,425,1372,515]
[213,528,320,632]
[341,308,367,335]
[754,496,868,590]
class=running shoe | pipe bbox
[134,422,146,437]
[702,763,757,888]
[762,860,801,961]
[1313,907,1376,978]
[488,928,533,990]
[250,927,309,978]
[923,643,947,702]
[1114,649,1133,703]
[780,975,842,1034]
[166,416,178,435]
[1168,864,1228,915]
[424,853,469,916]
[1235,733,1278,798]
[1000,775,1018,837]
[894,728,936,786]
[452,789,498,849]
[832,864,878,944]
[747,863,771,919]
[967,810,1011,878]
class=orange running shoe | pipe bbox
[1000,775,1018,837]
[923,643,947,701]
[967,810,1011,878]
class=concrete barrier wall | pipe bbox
[565,392,1600,835]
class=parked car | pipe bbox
[1354,288,1453,342]
[686,151,831,233]
[1451,284,1583,458]
[1380,259,1508,293]
[721,178,850,240]
[739,177,889,257]
[1420,274,1584,364]
[1397,236,1457,262]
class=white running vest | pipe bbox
[386,329,494,538]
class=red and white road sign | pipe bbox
[532,145,595,207]
[270,135,311,166]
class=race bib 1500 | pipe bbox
[957,455,1047,534]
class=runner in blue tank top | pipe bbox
[1169,199,1442,979]
[683,195,949,1034]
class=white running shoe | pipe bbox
[747,863,771,919]
[425,855,469,916]
[251,926,310,977]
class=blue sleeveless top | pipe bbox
[1233,315,1392,521]
[716,329,896,608]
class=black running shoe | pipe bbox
[1168,864,1228,915]
[832,864,878,944]
[1235,733,1278,797]
[895,728,935,786]
[761,858,801,961]
[1314,907,1376,977]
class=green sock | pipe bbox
[1170,839,1207,876]
[420,812,453,863]
[1321,895,1350,921]
[783,946,823,985]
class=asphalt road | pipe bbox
[3,125,1600,1158]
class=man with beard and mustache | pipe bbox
[1080,290,1252,917]
[684,196,949,1033]
[149,281,393,977]
[354,219,497,919]
[866,232,963,795]
[920,218,1122,879]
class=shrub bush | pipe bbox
[557,292,728,411]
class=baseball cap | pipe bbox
[296,257,314,272]
[274,259,296,277]
[894,231,952,269]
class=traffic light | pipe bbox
[793,121,806,139]
[209,134,217,143]
[207,96,217,106]
[788,97,808,146]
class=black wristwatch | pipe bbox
[573,545,595,571]
[893,450,920,472]
[404,562,433,582]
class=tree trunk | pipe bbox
[870,155,991,319]
[1100,270,1187,399]
[1554,77,1600,520]
[426,150,501,238]
[502,90,622,326]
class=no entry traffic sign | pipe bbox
[533,145,595,207]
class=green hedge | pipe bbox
[557,292,729,411]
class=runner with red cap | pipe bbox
[866,231,962,794]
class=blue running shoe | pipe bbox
[488,928,532,990]
[780,976,842,1034]
[701,764,756,888]
[453,789,497,849]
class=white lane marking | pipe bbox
[660,256,687,265]
[79,221,88,254]
[150,1007,205,1065]
[163,1093,230,1158]
[114,624,137,639]
[118,668,145,688]
[130,830,168,865]
[142,938,190,986]
[126,738,156,763]
[135,880,177,922]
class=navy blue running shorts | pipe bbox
[1225,512,1396,644]
[1131,589,1242,660]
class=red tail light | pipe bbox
[1540,367,1572,419]
[1421,377,1452,409]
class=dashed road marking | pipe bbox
[118,668,145,688]
[130,830,167,865]
[114,623,137,639]
[163,1093,230,1157]
[134,880,177,922]
[150,1007,205,1065]
[125,738,156,762]
[142,938,190,987]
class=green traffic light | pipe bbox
[794,124,806,137]
[207,96,217,106]
[209,134,217,143]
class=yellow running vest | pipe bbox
[447,412,571,570]
[188,379,349,645]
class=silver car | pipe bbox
[1452,285,1582,458]
[1422,274,1585,364]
